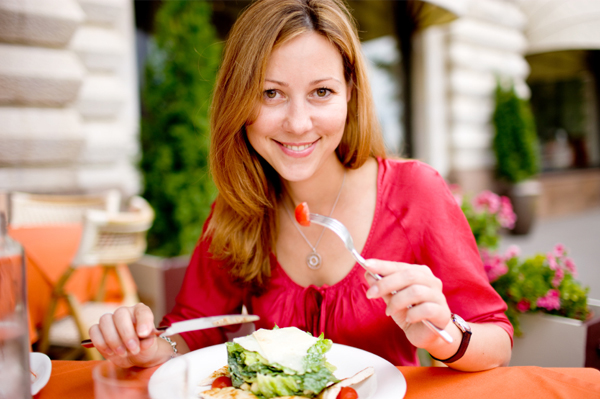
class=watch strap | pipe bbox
[431,314,472,363]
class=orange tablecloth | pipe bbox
[37,361,600,399]
[9,225,132,344]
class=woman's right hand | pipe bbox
[88,303,172,368]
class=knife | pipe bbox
[80,314,259,348]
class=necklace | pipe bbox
[284,170,346,270]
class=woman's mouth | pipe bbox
[281,143,312,151]
[276,140,317,157]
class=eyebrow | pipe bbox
[265,77,342,86]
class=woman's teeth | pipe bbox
[282,143,311,151]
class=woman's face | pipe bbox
[245,31,351,182]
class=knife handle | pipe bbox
[80,326,169,348]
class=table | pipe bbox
[37,361,600,399]
[9,225,134,344]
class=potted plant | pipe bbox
[453,186,597,367]
[453,188,516,251]
[482,244,590,336]
[492,82,541,235]
[131,0,222,320]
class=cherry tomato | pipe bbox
[337,387,358,399]
[211,376,232,389]
[295,202,311,226]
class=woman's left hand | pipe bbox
[364,259,452,348]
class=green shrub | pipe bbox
[492,83,540,183]
[140,1,221,257]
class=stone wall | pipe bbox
[412,0,529,195]
[0,0,140,197]
[447,0,529,193]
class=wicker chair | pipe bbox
[9,190,121,227]
[35,195,154,360]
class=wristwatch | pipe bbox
[431,313,472,363]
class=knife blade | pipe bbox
[80,314,259,348]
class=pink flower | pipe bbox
[504,245,520,260]
[564,257,577,277]
[481,250,508,282]
[553,243,566,258]
[473,190,501,214]
[516,299,531,312]
[552,268,564,287]
[498,196,516,229]
[536,289,561,311]
[547,254,559,271]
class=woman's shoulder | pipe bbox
[378,157,446,189]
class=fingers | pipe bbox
[114,307,141,355]
[365,259,441,299]
[89,303,155,359]
[363,259,449,327]
[133,303,155,338]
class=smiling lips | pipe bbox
[277,140,317,157]
[281,142,312,151]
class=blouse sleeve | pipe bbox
[160,225,246,350]
[384,160,514,344]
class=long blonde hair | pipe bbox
[206,0,386,287]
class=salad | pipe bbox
[225,327,338,398]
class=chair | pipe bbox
[36,195,154,360]
[8,190,121,227]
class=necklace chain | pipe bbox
[284,170,346,270]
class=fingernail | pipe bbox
[126,339,139,354]
[365,259,375,268]
[105,349,114,356]
[366,285,378,299]
[138,325,150,336]
[116,346,127,356]
[126,339,137,352]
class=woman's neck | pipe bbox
[281,157,347,215]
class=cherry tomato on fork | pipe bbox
[337,386,359,399]
[211,376,233,389]
[295,202,311,226]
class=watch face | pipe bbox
[452,314,472,333]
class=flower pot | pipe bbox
[503,179,541,235]
[509,299,600,368]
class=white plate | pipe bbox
[30,352,52,395]
[149,343,406,399]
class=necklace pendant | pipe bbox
[306,252,322,270]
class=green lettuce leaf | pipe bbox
[225,331,339,398]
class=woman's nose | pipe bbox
[283,100,313,134]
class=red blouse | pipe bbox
[162,158,513,366]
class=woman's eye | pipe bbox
[316,88,329,97]
[265,90,277,99]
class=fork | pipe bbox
[308,212,454,344]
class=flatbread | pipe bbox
[198,365,230,386]
[199,366,375,399]
[316,367,375,399]
[199,387,258,399]
[199,387,307,399]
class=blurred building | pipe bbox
[1,0,599,219]
[0,0,140,198]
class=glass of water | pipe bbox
[0,212,31,399]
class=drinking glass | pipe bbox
[93,362,152,399]
[0,212,31,399]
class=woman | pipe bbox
[89,0,512,371]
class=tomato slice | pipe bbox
[294,202,311,226]
[337,386,359,399]
[211,376,232,389]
